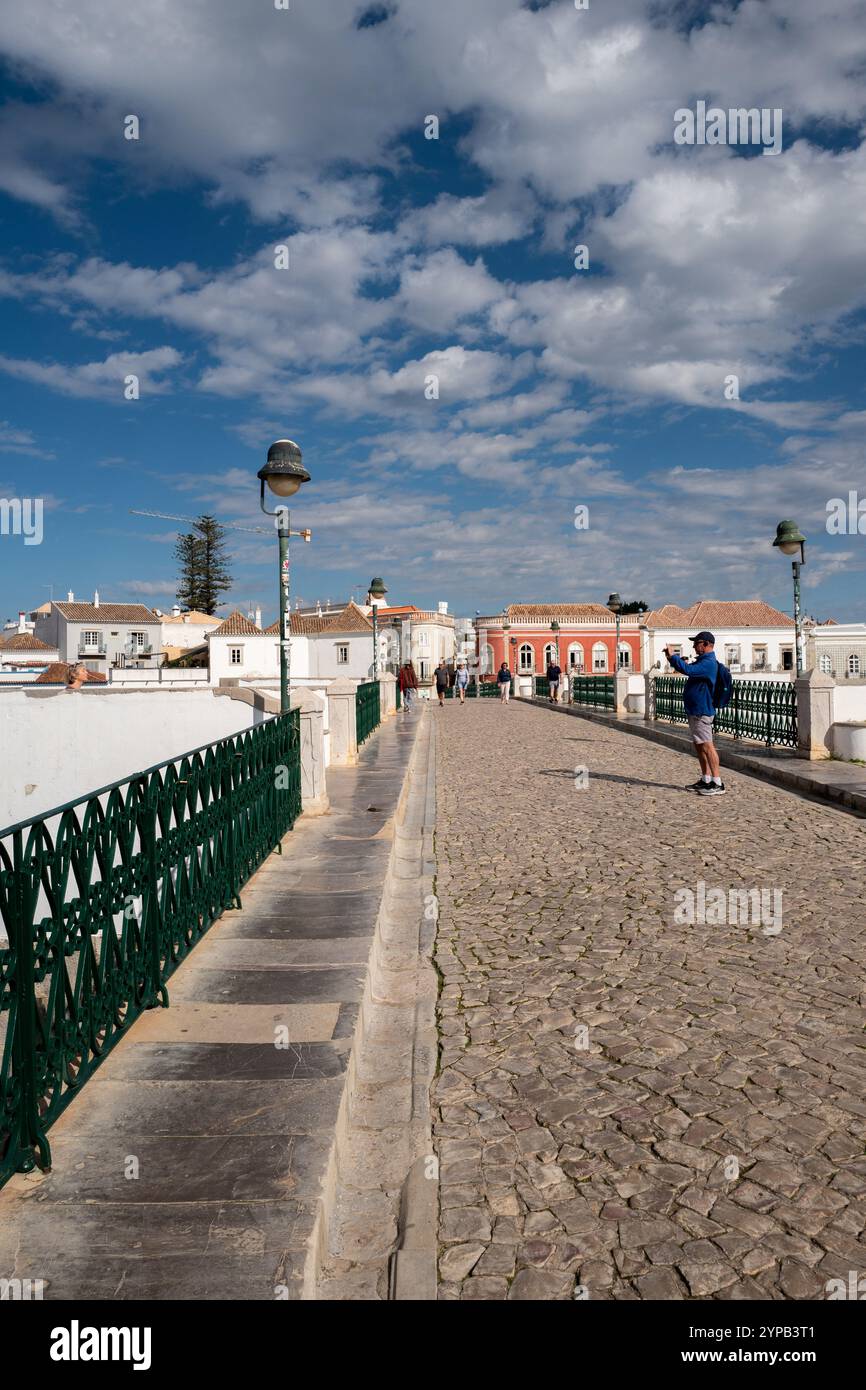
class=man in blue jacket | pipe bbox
[663,630,725,796]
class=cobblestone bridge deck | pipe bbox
[432,699,866,1300]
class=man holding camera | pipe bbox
[663,631,726,796]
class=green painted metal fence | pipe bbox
[571,674,616,709]
[356,680,381,744]
[0,711,301,1190]
[653,675,797,747]
[534,676,550,699]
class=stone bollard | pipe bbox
[795,669,834,760]
[644,672,655,722]
[327,678,359,767]
[290,688,330,814]
[614,672,630,715]
[378,670,397,720]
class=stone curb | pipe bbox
[303,708,438,1300]
[515,697,866,817]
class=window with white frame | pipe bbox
[725,644,740,666]
[848,653,861,676]
[592,642,608,672]
[568,642,584,671]
[752,646,768,670]
[229,646,243,665]
[519,643,534,672]
[617,644,631,669]
[82,630,100,649]
[129,631,146,650]
[543,642,557,667]
[781,648,794,671]
[337,644,349,664]
[419,659,430,680]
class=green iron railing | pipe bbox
[356,680,381,744]
[534,676,550,699]
[571,674,616,709]
[0,711,301,1191]
[652,675,797,747]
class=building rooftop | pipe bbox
[501,604,618,622]
[210,610,264,637]
[644,600,794,630]
[160,610,221,626]
[0,632,56,652]
[35,663,108,684]
[53,602,160,624]
[266,601,373,636]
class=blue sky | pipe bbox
[1,0,865,627]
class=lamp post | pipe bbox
[550,619,561,666]
[368,577,387,677]
[607,592,622,673]
[258,439,311,714]
[501,618,511,675]
[772,520,807,676]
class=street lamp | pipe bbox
[607,592,622,673]
[772,520,806,676]
[368,577,387,677]
[258,439,312,714]
[549,619,561,666]
[501,618,511,674]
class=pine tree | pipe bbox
[175,531,202,611]
[194,515,233,615]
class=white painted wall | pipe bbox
[644,627,796,674]
[208,633,287,682]
[108,668,209,685]
[0,689,268,830]
[831,683,866,724]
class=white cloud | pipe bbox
[0,347,182,399]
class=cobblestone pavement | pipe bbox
[432,700,866,1300]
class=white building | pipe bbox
[207,603,375,684]
[807,622,866,679]
[375,601,456,692]
[156,606,222,662]
[0,615,59,682]
[34,593,162,671]
[642,601,796,675]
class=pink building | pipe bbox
[474,604,642,676]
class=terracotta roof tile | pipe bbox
[505,603,616,622]
[54,602,159,623]
[0,632,56,651]
[646,600,793,629]
[35,663,107,684]
[210,611,263,637]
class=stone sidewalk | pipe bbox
[432,699,866,1300]
[0,711,420,1300]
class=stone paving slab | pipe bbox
[0,712,419,1301]
[526,698,866,816]
[432,699,866,1301]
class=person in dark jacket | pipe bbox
[546,657,562,704]
[663,631,725,796]
[497,661,512,704]
[398,661,419,711]
[435,659,450,707]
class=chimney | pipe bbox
[18,611,26,633]
[94,589,100,608]
[255,607,262,629]
[67,590,74,603]
[172,604,181,618]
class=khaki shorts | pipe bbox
[688,714,715,745]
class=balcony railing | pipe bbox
[0,711,301,1190]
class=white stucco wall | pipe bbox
[0,688,269,830]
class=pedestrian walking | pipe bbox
[663,631,730,796]
[497,661,512,704]
[435,659,450,707]
[546,656,562,704]
[454,660,469,705]
[399,660,418,711]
